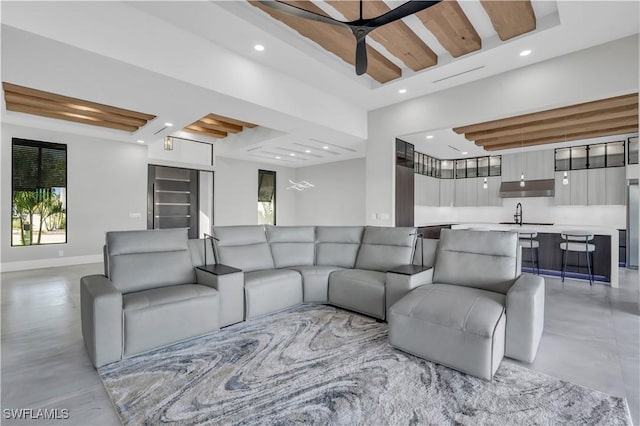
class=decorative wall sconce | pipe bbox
[164,136,174,151]
[483,177,488,189]
[562,171,569,185]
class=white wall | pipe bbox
[293,159,366,226]
[1,124,147,271]
[213,157,296,226]
[367,36,640,226]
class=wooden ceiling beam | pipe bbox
[326,0,437,71]
[476,116,639,147]
[184,124,228,139]
[453,93,638,135]
[465,104,639,141]
[250,1,401,83]
[204,113,257,129]
[480,1,536,41]
[198,118,243,133]
[484,125,639,151]
[415,1,481,58]
[2,82,155,121]
[6,102,139,132]
[4,92,148,127]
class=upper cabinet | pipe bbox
[502,150,554,181]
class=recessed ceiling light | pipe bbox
[398,89,407,94]
[323,146,329,150]
[461,151,468,155]
[305,150,311,153]
[275,156,281,159]
[519,49,532,57]
[137,140,144,144]
[426,135,434,139]
[164,122,173,127]
[289,153,296,156]
[254,44,265,51]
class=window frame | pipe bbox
[11,137,68,247]
[257,169,276,225]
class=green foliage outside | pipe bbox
[12,190,66,246]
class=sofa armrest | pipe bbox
[505,274,545,363]
[196,266,244,327]
[385,266,433,318]
[80,275,123,368]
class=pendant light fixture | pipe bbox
[164,136,174,151]
[519,134,525,187]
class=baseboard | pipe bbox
[0,254,102,273]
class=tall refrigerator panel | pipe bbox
[628,181,638,269]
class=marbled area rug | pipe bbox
[98,304,631,425]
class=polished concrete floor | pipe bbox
[1,264,639,425]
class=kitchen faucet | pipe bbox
[514,203,523,226]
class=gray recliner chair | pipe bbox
[81,229,221,368]
[388,229,545,380]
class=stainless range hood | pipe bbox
[499,179,555,198]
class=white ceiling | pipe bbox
[1,1,638,168]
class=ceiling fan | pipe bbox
[258,0,441,76]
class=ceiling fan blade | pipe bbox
[367,1,440,28]
[355,36,368,75]
[257,1,347,28]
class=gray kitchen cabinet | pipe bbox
[587,168,607,205]
[501,153,521,181]
[488,176,503,206]
[414,174,425,206]
[570,169,588,206]
[439,179,455,207]
[526,149,554,180]
[554,171,571,205]
[477,177,489,207]
[465,178,478,207]
[454,179,465,207]
[605,167,626,205]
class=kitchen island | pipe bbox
[448,223,619,287]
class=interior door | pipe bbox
[147,165,198,239]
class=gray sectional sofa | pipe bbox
[213,225,417,320]
[81,225,544,382]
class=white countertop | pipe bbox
[448,223,618,236]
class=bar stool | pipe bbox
[518,230,539,275]
[560,231,596,285]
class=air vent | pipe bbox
[433,66,485,84]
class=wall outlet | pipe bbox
[58,250,64,257]
[129,212,142,218]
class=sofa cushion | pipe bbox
[107,229,195,294]
[122,284,219,356]
[287,265,344,303]
[266,226,315,268]
[316,226,364,268]
[433,229,519,294]
[354,226,416,272]
[243,270,303,319]
[388,284,505,380]
[328,269,386,319]
[213,226,274,272]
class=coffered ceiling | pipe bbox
[250,0,537,83]
[1,1,638,167]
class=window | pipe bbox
[12,138,67,246]
[258,169,276,225]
